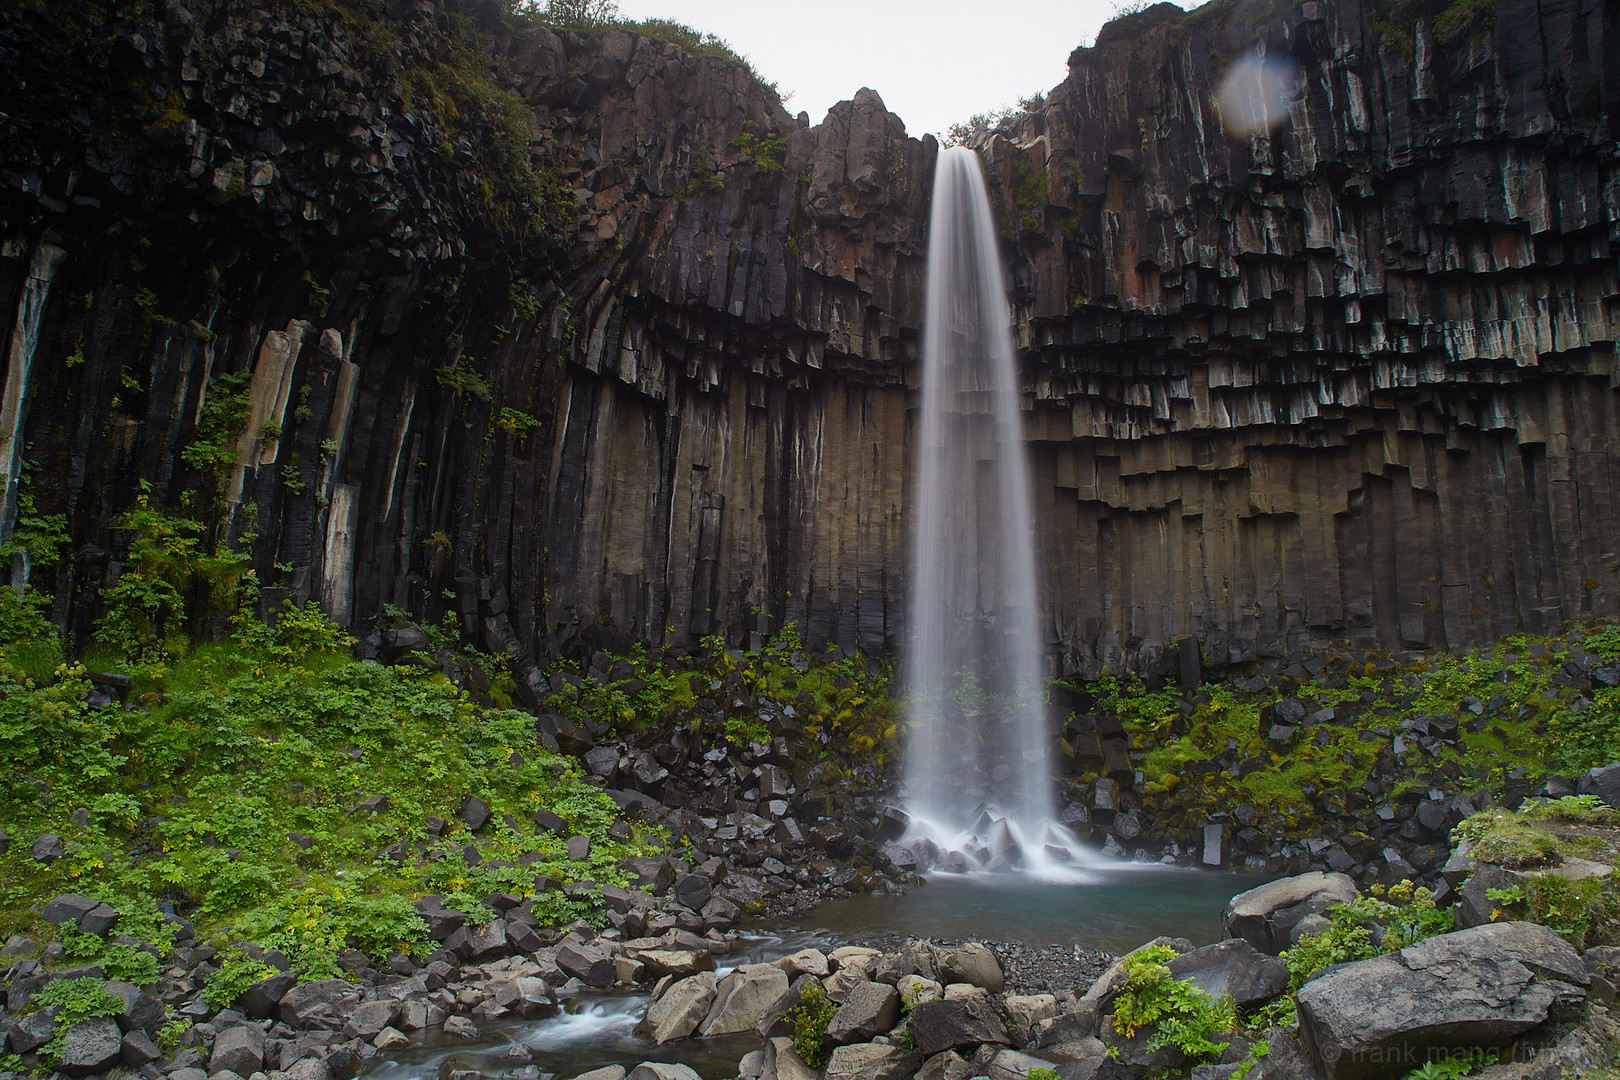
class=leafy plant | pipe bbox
[783,982,838,1070]
[157,1019,192,1052]
[202,953,279,1008]
[181,370,253,505]
[496,407,540,434]
[0,491,70,571]
[1401,1050,1497,1079]
[1111,944,1235,1060]
[1283,881,1452,992]
[94,489,249,661]
[28,978,123,1063]
[435,357,493,401]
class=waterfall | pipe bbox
[902,146,1072,873]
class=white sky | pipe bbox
[612,0,1198,140]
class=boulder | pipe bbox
[8,1006,57,1053]
[1577,762,1620,809]
[104,979,166,1035]
[443,1015,479,1038]
[58,1017,123,1076]
[1244,1030,1323,1080]
[493,976,554,1017]
[630,949,715,980]
[119,1029,164,1067]
[821,1043,919,1080]
[1222,871,1358,955]
[236,971,298,1018]
[457,795,491,830]
[985,1049,1061,1079]
[908,994,1011,1055]
[452,918,508,962]
[625,1065,700,1080]
[278,979,360,1028]
[344,1001,397,1038]
[557,941,617,988]
[41,894,102,928]
[938,942,1004,993]
[777,948,830,979]
[1003,994,1059,1044]
[915,1049,976,1080]
[638,971,717,1043]
[824,979,900,1044]
[31,833,63,861]
[1296,922,1588,1080]
[673,874,711,912]
[700,964,790,1037]
[1034,1007,1099,1049]
[1078,937,1194,1016]
[760,1037,820,1080]
[210,1022,266,1075]
[1166,939,1287,1008]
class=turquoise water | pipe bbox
[766,867,1264,950]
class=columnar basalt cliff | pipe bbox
[1,0,1617,679]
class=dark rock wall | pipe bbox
[2,0,1618,676]
[994,0,1620,672]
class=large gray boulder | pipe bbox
[1296,922,1588,1080]
[210,1022,266,1075]
[557,941,617,988]
[638,971,717,1043]
[908,994,1011,1055]
[985,1049,1062,1079]
[104,979,166,1035]
[760,1037,820,1080]
[234,971,297,1018]
[626,948,715,980]
[1576,762,1620,808]
[821,1043,919,1080]
[1077,937,1195,1016]
[824,979,899,1045]
[1245,1031,1324,1080]
[1167,938,1287,1008]
[1223,871,1357,955]
[58,1017,123,1076]
[625,1065,700,1080]
[939,942,1004,993]
[278,979,360,1028]
[699,964,789,1037]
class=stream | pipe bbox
[361,866,1261,1080]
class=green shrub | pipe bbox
[28,978,123,1063]
[1283,881,1452,992]
[202,953,279,1008]
[783,982,838,1070]
[1112,944,1235,1060]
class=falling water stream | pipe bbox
[902,145,1081,872]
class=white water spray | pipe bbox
[902,147,1088,874]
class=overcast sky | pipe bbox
[611,0,1199,140]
